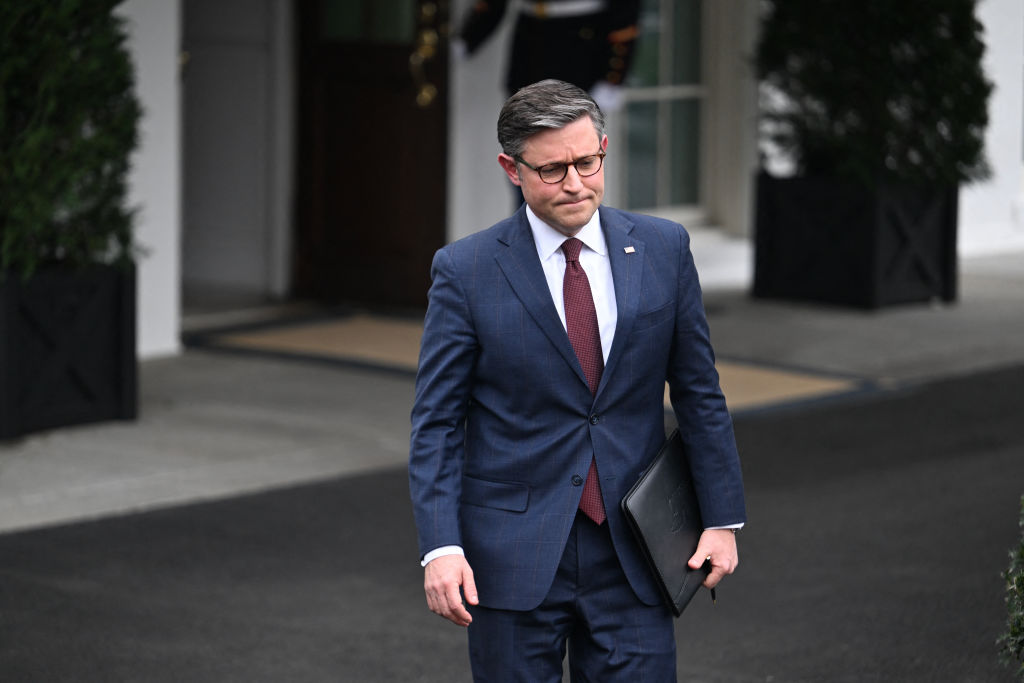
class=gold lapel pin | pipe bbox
[624,246,635,254]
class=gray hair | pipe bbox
[497,79,606,158]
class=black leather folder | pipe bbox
[621,429,709,617]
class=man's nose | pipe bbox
[561,165,584,190]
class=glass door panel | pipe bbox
[622,0,703,212]
[670,99,700,205]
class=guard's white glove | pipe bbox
[591,81,624,113]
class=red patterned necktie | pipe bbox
[561,237,606,525]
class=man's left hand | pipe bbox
[687,528,739,589]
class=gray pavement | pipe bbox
[1,249,1021,535]
[0,248,1023,681]
[705,249,1024,386]
[0,351,415,534]
[0,318,1022,682]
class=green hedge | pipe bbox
[1001,495,1024,679]
[756,0,992,188]
[0,0,141,278]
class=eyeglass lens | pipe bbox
[537,154,604,183]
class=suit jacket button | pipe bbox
[589,414,599,425]
[572,475,584,486]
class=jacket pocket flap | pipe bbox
[634,300,674,330]
[462,476,529,512]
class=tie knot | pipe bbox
[561,238,583,263]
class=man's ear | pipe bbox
[497,153,522,187]
[600,134,608,152]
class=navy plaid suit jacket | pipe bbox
[409,204,746,611]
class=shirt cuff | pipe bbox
[706,524,744,532]
[421,545,465,567]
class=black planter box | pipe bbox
[0,264,137,440]
[753,173,958,309]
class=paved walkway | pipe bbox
[1,336,1022,682]
[0,249,1022,535]
[1,247,1023,681]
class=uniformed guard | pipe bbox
[455,0,642,103]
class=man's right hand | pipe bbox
[423,554,479,627]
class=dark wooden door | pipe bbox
[295,0,448,309]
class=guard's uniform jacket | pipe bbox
[459,0,642,93]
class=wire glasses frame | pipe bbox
[515,151,606,184]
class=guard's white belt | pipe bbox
[520,0,606,19]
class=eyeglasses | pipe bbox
[515,151,606,184]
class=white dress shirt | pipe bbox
[525,205,617,361]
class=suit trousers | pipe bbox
[467,512,677,682]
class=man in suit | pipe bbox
[409,79,746,681]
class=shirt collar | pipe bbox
[526,205,606,262]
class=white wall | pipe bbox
[120,0,183,358]
[268,0,295,297]
[958,0,1024,256]
[181,0,293,301]
[448,0,517,242]
[703,0,760,238]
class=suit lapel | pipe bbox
[600,208,644,397]
[493,210,586,386]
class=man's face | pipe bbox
[498,117,609,237]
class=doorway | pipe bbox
[294,0,449,310]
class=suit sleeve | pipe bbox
[665,227,747,528]
[409,247,480,559]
